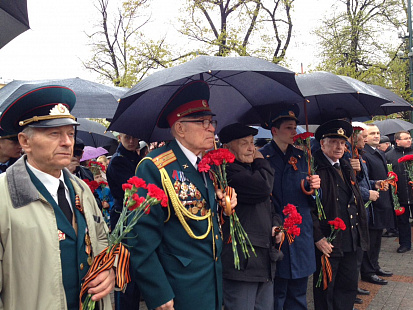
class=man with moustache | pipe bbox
[0,85,114,310]
[360,124,394,285]
[312,119,369,310]
[385,130,413,253]
[128,81,237,310]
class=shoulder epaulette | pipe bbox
[151,150,177,169]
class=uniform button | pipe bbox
[350,215,353,219]
[212,212,215,217]
[215,235,219,240]
[215,257,218,261]
[356,222,359,226]
[351,225,354,229]
[348,205,350,208]
[356,212,359,215]
[80,263,84,270]
[337,198,339,201]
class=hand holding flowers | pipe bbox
[80,176,168,310]
[316,217,346,290]
[198,148,255,270]
[273,204,302,249]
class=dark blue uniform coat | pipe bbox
[260,141,316,279]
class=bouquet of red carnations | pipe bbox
[198,148,256,270]
[273,204,302,249]
[80,176,168,310]
[316,217,346,290]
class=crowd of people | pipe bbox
[0,81,410,310]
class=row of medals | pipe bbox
[174,179,207,216]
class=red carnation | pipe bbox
[122,183,133,191]
[395,206,405,216]
[387,171,398,182]
[398,154,413,163]
[128,176,147,189]
[282,203,298,216]
[84,179,99,193]
[147,184,168,207]
[287,225,301,237]
[198,161,211,173]
[293,132,314,143]
[129,194,145,211]
[328,217,346,231]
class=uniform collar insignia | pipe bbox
[183,164,189,169]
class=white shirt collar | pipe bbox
[175,139,200,168]
[26,161,72,209]
[323,153,339,166]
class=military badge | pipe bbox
[58,230,66,241]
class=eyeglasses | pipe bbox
[179,119,217,129]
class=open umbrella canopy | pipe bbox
[374,119,413,136]
[367,84,412,115]
[80,146,108,162]
[0,78,128,118]
[108,55,304,142]
[0,0,30,49]
[76,118,117,149]
[295,72,390,124]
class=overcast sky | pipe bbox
[0,0,336,85]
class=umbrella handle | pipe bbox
[301,179,314,196]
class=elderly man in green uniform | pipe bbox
[0,85,115,310]
[128,80,237,310]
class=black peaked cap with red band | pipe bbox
[156,80,215,128]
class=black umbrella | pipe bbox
[108,55,304,142]
[295,72,390,125]
[0,0,30,49]
[368,84,412,115]
[76,118,117,150]
[374,119,413,136]
[0,78,128,118]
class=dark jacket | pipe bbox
[107,143,140,210]
[363,144,395,229]
[0,157,18,174]
[222,158,281,282]
[312,150,369,256]
[386,145,413,205]
[260,141,316,279]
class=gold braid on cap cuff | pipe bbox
[19,114,77,127]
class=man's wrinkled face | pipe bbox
[356,130,367,149]
[226,136,255,164]
[320,137,346,162]
[21,125,75,176]
[396,132,412,148]
[175,116,216,155]
[119,134,139,151]
[365,125,380,147]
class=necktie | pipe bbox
[58,180,73,224]
[333,163,344,180]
